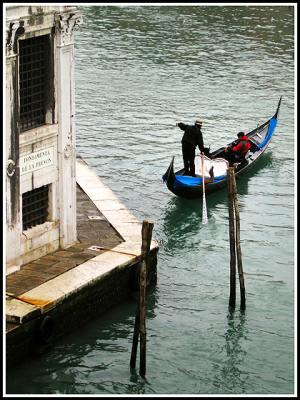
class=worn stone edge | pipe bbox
[6,158,159,324]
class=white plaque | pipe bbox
[20,147,54,175]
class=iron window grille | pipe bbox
[22,185,49,231]
[19,35,50,132]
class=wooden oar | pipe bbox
[201,152,208,225]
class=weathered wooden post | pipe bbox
[130,220,153,377]
[130,306,139,369]
[227,167,236,309]
[232,172,246,310]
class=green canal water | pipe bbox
[6,5,295,395]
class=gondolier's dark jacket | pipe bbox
[177,123,205,152]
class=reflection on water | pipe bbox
[6,290,160,395]
[213,311,248,394]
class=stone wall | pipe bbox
[6,249,158,368]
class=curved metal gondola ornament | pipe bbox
[274,95,282,120]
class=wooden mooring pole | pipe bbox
[130,220,154,377]
[232,171,246,310]
[130,306,140,370]
[227,167,236,309]
[227,167,246,310]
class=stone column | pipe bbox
[55,10,82,248]
[5,21,25,271]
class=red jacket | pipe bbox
[232,135,251,155]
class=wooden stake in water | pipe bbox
[227,167,236,309]
[231,171,246,310]
[130,305,140,370]
[201,152,208,225]
[130,220,153,377]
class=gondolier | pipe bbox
[176,118,205,176]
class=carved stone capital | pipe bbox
[6,20,25,57]
[55,11,82,46]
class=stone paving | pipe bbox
[6,184,124,331]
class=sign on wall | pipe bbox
[20,147,54,175]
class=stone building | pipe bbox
[5,6,82,274]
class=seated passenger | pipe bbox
[224,132,251,166]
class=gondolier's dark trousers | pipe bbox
[182,141,196,176]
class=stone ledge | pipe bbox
[5,239,155,324]
[6,296,41,324]
[6,157,159,341]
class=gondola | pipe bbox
[162,97,282,199]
